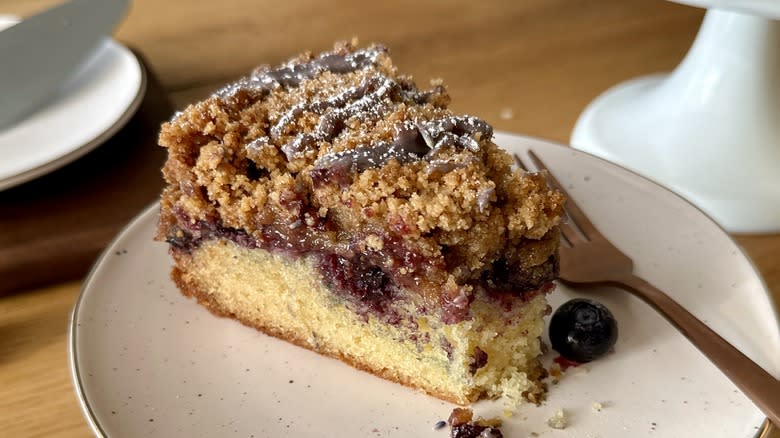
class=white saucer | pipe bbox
[0,16,145,191]
[69,133,779,437]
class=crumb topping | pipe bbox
[157,41,563,317]
[448,408,504,438]
[546,409,567,429]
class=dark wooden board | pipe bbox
[0,51,173,294]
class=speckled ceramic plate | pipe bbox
[69,133,780,437]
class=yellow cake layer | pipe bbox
[172,238,549,405]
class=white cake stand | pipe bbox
[571,1,780,233]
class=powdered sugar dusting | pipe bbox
[244,136,273,160]
[215,45,386,99]
[214,42,492,172]
[313,121,429,174]
[312,115,494,180]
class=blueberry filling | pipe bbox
[451,423,503,438]
[448,408,503,438]
[483,256,559,294]
[316,253,401,324]
[167,210,555,324]
[469,347,488,374]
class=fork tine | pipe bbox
[513,153,528,172]
[526,150,600,240]
[559,221,586,245]
[559,228,573,248]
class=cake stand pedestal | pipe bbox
[571,6,780,233]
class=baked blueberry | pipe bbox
[549,298,618,362]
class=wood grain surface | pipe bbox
[0,54,171,294]
[0,0,777,437]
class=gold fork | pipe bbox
[515,150,780,427]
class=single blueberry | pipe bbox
[549,298,618,363]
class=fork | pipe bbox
[515,150,780,427]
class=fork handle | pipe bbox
[620,274,780,427]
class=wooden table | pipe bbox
[1,0,777,436]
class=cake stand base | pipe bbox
[571,9,780,233]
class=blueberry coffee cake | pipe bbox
[156,41,564,405]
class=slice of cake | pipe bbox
[156,41,564,405]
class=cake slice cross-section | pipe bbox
[156,41,565,405]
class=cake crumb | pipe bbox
[548,363,562,379]
[448,408,504,437]
[475,416,502,428]
[546,409,567,429]
[499,107,514,120]
[592,402,603,412]
[548,363,562,385]
[364,234,384,250]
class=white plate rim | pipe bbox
[0,61,146,191]
[0,16,147,191]
[68,133,780,437]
